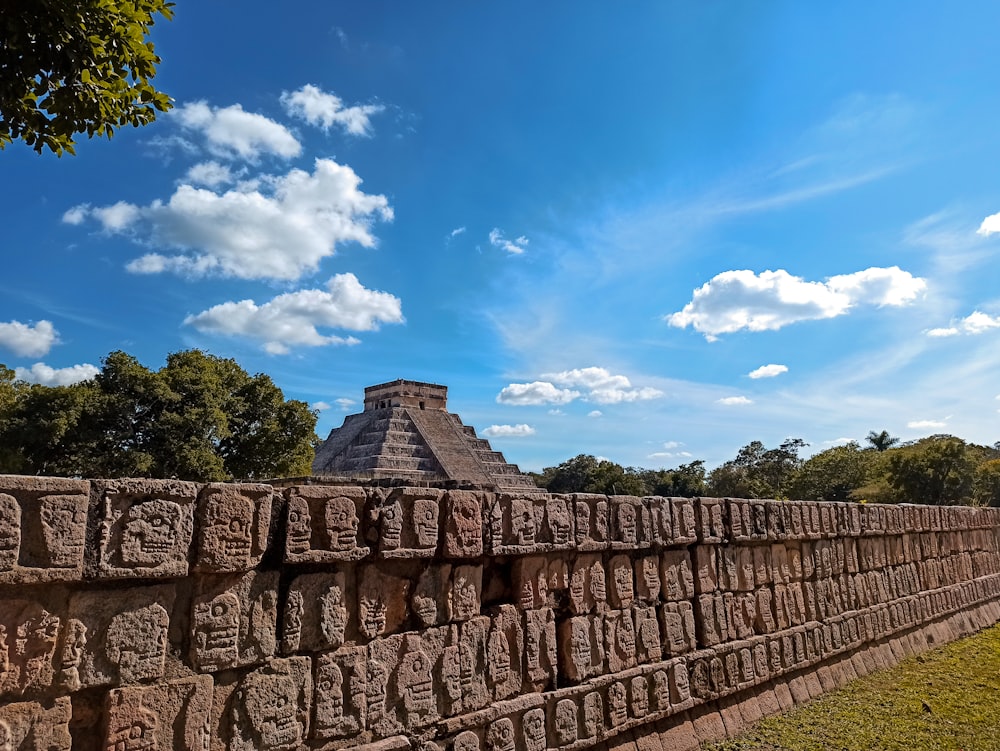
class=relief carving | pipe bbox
[397,635,437,726]
[0,495,19,572]
[196,485,270,572]
[107,604,169,684]
[555,698,578,745]
[449,565,481,622]
[192,592,239,672]
[38,494,87,570]
[522,708,546,751]
[445,493,483,557]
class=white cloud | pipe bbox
[717,396,753,406]
[823,437,856,446]
[648,450,693,460]
[541,366,664,404]
[14,362,99,386]
[61,205,88,225]
[481,424,536,438]
[172,101,301,160]
[0,320,58,357]
[281,84,384,136]
[184,161,236,188]
[312,401,331,411]
[926,311,1000,337]
[450,227,466,238]
[184,273,404,354]
[547,408,564,416]
[70,159,391,281]
[588,410,603,418]
[907,419,947,429]
[662,441,685,449]
[977,212,1000,236]
[667,266,926,339]
[748,363,788,379]
[335,398,356,411]
[489,228,528,255]
[496,381,581,405]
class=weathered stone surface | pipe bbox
[95,478,198,579]
[103,674,212,751]
[191,571,278,672]
[284,485,369,563]
[282,571,348,655]
[375,488,444,558]
[0,598,61,698]
[194,483,272,573]
[444,491,486,558]
[227,657,312,751]
[0,696,71,751]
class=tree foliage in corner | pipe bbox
[0,0,174,155]
[0,350,318,481]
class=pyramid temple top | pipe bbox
[363,379,448,412]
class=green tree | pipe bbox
[787,442,876,501]
[974,458,1000,507]
[534,454,648,495]
[884,435,976,505]
[0,350,317,481]
[866,429,901,452]
[707,438,807,499]
[640,460,707,497]
[1,0,174,155]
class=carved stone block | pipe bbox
[444,491,485,558]
[487,605,523,701]
[659,601,696,655]
[514,556,548,610]
[660,549,694,601]
[635,555,661,602]
[582,691,603,739]
[0,696,71,751]
[312,647,366,740]
[229,657,312,751]
[523,608,557,692]
[104,674,212,751]
[609,495,648,549]
[554,698,579,745]
[559,615,604,682]
[693,545,718,593]
[282,571,348,655]
[634,604,662,664]
[66,584,174,689]
[697,497,726,543]
[191,570,278,672]
[608,555,634,608]
[672,658,693,708]
[449,565,483,622]
[491,495,545,554]
[670,498,698,545]
[521,707,546,751]
[569,554,607,615]
[284,486,369,562]
[413,564,451,628]
[603,609,637,672]
[0,476,88,584]
[487,717,515,751]
[458,616,491,713]
[358,567,410,640]
[0,598,60,697]
[96,479,197,579]
[573,494,610,550]
[376,488,444,557]
[194,483,272,573]
[607,680,628,728]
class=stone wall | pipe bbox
[1,475,999,751]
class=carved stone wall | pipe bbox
[1,474,1000,751]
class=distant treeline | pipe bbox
[530,433,1000,506]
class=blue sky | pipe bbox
[3,2,1000,472]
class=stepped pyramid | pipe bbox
[311,379,541,492]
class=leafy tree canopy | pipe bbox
[786,442,878,502]
[0,349,317,481]
[0,0,174,155]
[707,438,807,499]
[866,429,901,452]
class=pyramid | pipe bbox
[311,379,541,493]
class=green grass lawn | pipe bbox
[705,624,1000,751]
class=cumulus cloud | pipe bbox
[336,398,356,411]
[67,159,392,281]
[281,84,384,136]
[927,311,1000,337]
[14,362,99,386]
[542,367,664,404]
[450,227,466,238]
[481,424,536,438]
[184,273,403,354]
[748,363,788,379]
[588,410,603,418]
[717,396,753,406]
[977,212,1000,236]
[0,320,58,357]
[184,161,236,188]
[667,266,926,339]
[496,381,581,406]
[312,401,331,411]
[823,437,856,446]
[489,228,528,255]
[648,450,693,460]
[662,441,685,450]
[172,101,301,160]
[907,419,947,429]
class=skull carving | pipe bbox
[39,495,85,568]
[0,494,20,571]
[398,637,435,723]
[201,492,254,569]
[608,682,628,727]
[380,501,403,550]
[446,495,482,556]
[122,499,182,566]
[522,708,545,751]
[320,581,347,648]
[242,671,300,749]
[283,590,303,652]
[108,604,169,683]
[315,659,346,731]
[487,718,515,751]
[106,701,159,751]
[510,499,536,546]
[193,592,240,671]
[324,497,358,552]
[630,676,649,718]
[412,499,439,548]
[555,699,578,745]
[286,496,312,555]
[58,619,87,691]
[546,497,571,544]
[615,502,638,544]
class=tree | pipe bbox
[0,349,317,481]
[865,429,900,452]
[884,435,976,505]
[640,460,706,497]
[1,0,174,155]
[786,442,876,502]
[707,438,807,499]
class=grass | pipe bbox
[705,624,1000,751]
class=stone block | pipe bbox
[412,563,452,628]
[0,476,88,585]
[634,604,662,664]
[559,615,605,682]
[95,478,198,579]
[191,570,278,673]
[696,497,726,543]
[659,549,694,602]
[312,646,367,741]
[449,564,483,622]
[282,570,348,655]
[669,498,698,545]
[523,608,557,692]
[660,601,696,655]
[227,656,312,751]
[194,482,272,573]
[65,583,174,689]
[375,487,444,557]
[604,609,637,672]
[609,495,650,549]
[0,696,71,751]
[104,675,213,751]
[608,555,635,608]
[487,604,524,701]
[358,566,411,640]
[693,545,718,594]
[490,494,546,554]
[569,554,607,615]
[284,485,369,563]
[573,494,611,550]
[0,597,61,697]
[635,555,661,602]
